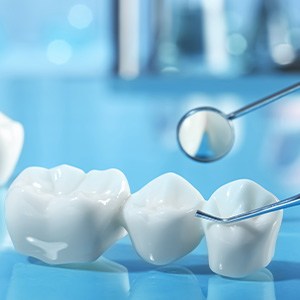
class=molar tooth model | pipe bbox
[5,165,283,278]
[5,165,130,264]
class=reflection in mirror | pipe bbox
[177,108,234,162]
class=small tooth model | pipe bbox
[203,179,283,278]
[5,165,130,264]
[121,173,205,265]
[0,112,24,186]
[5,166,283,279]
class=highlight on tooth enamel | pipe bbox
[203,179,283,278]
[0,112,24,186]
[5,165,131,264]
[122,173,205,265]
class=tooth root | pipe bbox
[203,179,283,278]
[5,165,131,264]
[122,173,205,265]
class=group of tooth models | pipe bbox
[1,112,283,279]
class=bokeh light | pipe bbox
[68,4,93,29]
[47,40,73,65]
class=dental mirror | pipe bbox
[195,192,300,224]
[177,82,300,162]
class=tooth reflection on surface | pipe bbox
[0,249,28,299]
[122,173,205,265]
[129,266,205,300]
[203,179,282,278]
[207,269,275,300]
[5,257,129,300]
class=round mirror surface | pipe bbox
[177,108,234,162]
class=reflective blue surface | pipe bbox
[1,188,300,300]
[0,76,300,299]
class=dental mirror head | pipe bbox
[177,82,300,162]
[177,107,234,162]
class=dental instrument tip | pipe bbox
[195,210,226,223]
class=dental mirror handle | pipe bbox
[227,82,300,120]
[195,192,300,224]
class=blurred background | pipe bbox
[0,0,299,200]
[1,0,300,77]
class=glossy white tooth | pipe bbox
[203,179,283,278]
[122,173,205,265]
[0,112,24,186]
[5,165,130,264]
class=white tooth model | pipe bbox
[5,165,130,264]
[122,173,205,265]
[0,112,24,186]
[203,179,283,278]
[5,165,284,277]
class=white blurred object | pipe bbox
[118,0,140,79]
[0,112,24,186]
[202,0,230,74]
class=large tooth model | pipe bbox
[203,179,283,278]
[0,112,24,186]
[5,165,130,264]
[121,173,205,265]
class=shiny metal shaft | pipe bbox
[195,193,300,223]
[227,82,300,120]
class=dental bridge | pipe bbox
[5,165,282,278]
